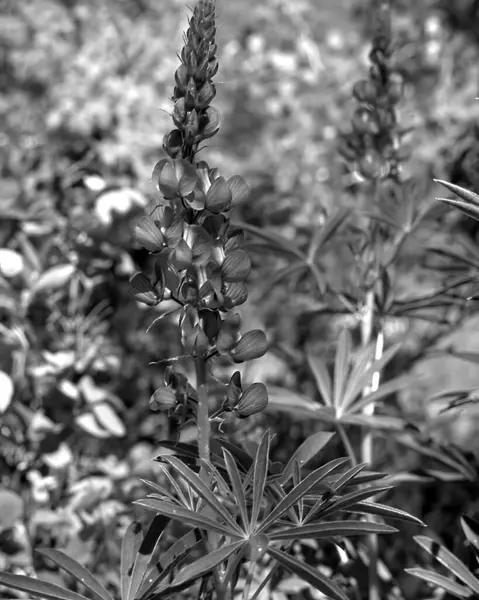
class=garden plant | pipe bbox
[2,0,479,599]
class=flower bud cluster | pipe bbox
[163,0,220,162]
[130,0,268,421]
[339,0,407,182]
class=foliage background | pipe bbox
[2,0,479,598]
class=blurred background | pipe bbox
[2,0,479,598]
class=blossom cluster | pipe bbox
[129,0,268,423]
[339,0,407,181]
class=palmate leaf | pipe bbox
[349,374,414,415]
[231,221,306,262]
[160,541,244,598]
[341,342,403,411]
[405,568,472,598]
[122,521,143,600]
[305,348,333,406]
[162,456,243,534]
[257,458,349,533]
[310,485,393,522]
[346,501,425,526]
[413,535,479,595]
[250,432,271,531]
[307,207,349,264]
[427,245,479,272]
[0,571,88,600]
[134,498,241,538]
[36,549,114,600]
[269,520,397,542]
[126,516,169,600]
[277,431,335,486]
[137,529,202,599]
[267,546,348,600]
[334,330,352,408]
[435,179,479,223]
[394,434,476,481]
[223,449,249,530]
[462,516,479,553]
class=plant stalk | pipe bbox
[195,357,210,465]
[360,289,384,600]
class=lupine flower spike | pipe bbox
[130,0,269,434]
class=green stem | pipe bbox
[360,289,383,600]
[195,358,210,464]
[242,562,256,600]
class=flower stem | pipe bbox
[360,289,384,600]
[195,358,210,465]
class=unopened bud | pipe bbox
[229,330,268,363]
[235,383,268,418]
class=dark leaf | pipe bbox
[267,547,348,600]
